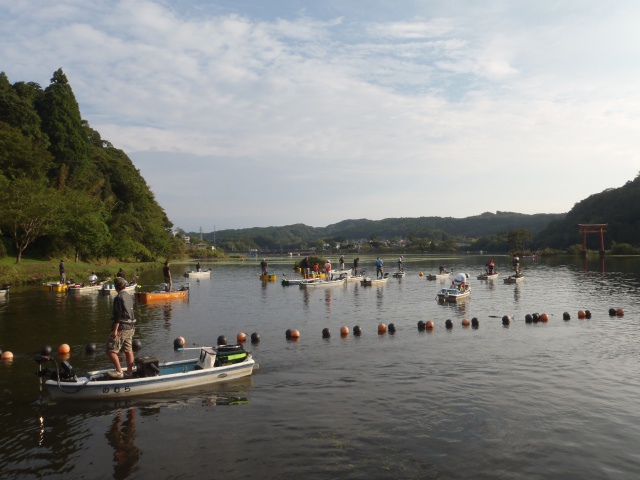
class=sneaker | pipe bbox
[107,370,124,379]
[123,371,134,378]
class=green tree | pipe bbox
[0,177,66,263]
[507,228,532,253]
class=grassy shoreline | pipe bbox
[0,258,160,286]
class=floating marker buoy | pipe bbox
[340,326,349,336]
[250,332,260,344]
[285,329,292,339]
[353,325,362,336]
[425,320,435,330]
[378,323,387,334]
[502,315,510,325]
[132,339,142,351]
[322,327,331,338]
[617,308,624,317]
[462,318,470,327]
[290,329,300,339]
[85,343,97,353]
[237,332,247,343]
[525,314,533,324]
[540,313,548,322]
[58,344,70,354]
[1,351,13,361]
[388,323,396,334]
[471,318,479,328]
[577,310,586,319]
[417,320,426,331]
[563,312,571,321]
[217,335,227,346]
[609,308,616,316]
[445,319,453,329]
[41,345,52,356]
[173,337,185,349]
[419,272,424,277]
[585,310,591,319]
[532,313,540,322]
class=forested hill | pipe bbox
[204,211,564,251]
[534,173,640,250]
[0,69,174,263]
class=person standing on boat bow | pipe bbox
[324,259,332,280]
[397,255,404,272]
[375,257,384,278]
[107,277,136,379]
[59,260,66,284]
[300,256,310,279]
[353,257,360,276]
[163,261,172,291]
[260,259,268,276]
[512,253,520,276]
[339,255,345,271]
[196,261,201,272]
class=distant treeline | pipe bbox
[196,172,640,255]
[0,69,180,263]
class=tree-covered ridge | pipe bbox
[0,69,174,263]
[203,211,564,252]
[533,173,640,250]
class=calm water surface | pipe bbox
[1,255,640,479]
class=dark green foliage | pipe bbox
[0,69,173,262]
[534,173,640,250]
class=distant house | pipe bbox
[184,236,190,244]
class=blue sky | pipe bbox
[1,0,638,231]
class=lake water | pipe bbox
[1,255,640,479]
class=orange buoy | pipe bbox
[462,318,470,326]
[58,344,70,354]
[425,320,435,330]
[378,323,387,334]
[340,326,349,336]
[237,332,247,343]
[419,272,424,277]
[1,351,13,361]
[617,308,624,317]
[290,329,300,339]
[540,313,549,322]
[578,310,586,319]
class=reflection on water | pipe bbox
[106,409,140,480]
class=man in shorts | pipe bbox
[107,277,136,379]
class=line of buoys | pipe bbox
[173,336,186,349]
[217,335,227,346]
[426,320,435,330]
[388,323,396,334]
[563,312,571,321]
[525,314,533,324]
[340,326,349,337]
[353,325,362,336]
[471,318,479,328]
[85,342,96,353]
[251,332,260,344]
[502,315,510,325]
[58,344,70,355]
[237,332,247,343]
[462,318,470,327]
[290,329,300,340]
[585,310,592,319]
[285,329,292,340]
[540,313,549,322]
[1,351,13,361]
[617,308,624,317]
[445,319,453,329]
[378,323,387,334]
[322,327,331,338]
[578,310,586,319]
[417,320,426,331]
[41,345,53,356]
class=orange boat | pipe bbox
[135,285,189,303]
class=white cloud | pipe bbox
[1,0,639,230]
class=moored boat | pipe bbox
[43,282,68,292]
[0,285,9,297]
[392,271,405,278]
[477,271,499,280]
[100,281,139,294]
[135,284,189,303]
[67,282,107,294]
[260,273,277,282]
[300,276,347,288]
[37,344,255,401]
[426,271,451,280]
[281,275,305,286]
[184,269,212,278]
[436,286,470,302]
[360,273,390,286]
[503,274,524,284]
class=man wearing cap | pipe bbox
[106,277,136,379]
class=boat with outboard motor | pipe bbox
[299,276,347,288]
[360,272,390,286]
[436,285,471,302]
[392,270,405,278]
[426,270,452,280]
[135,284,189,303]
[504,273,524,284]
[100,280,139,294]
[184,269,212,278]
[36,344,256,401]
[477,271,499,280]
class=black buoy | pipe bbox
[585,310,591,319]
[250,332,260,344]
[445,319,453,329]
[502,315,510,325]
[353,325,362,336]
[417,320,426,331]
[525,314,533,324]
[388,323,396,334]
[322,327,331,338]
[173,337,185,349]
[471,317,479,328]
[285,329,292,340]
[563,312,570,320]
[217,335,227,346]
[41,345,53,356]
[85,342,97,353]
[532,313,540,322]
[609,308,616,316]
[132,339,142,351]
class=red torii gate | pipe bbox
[577,224,607,257]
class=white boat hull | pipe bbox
[44,355,255,400]
[436,287,470,302]
[300,278,347,288]
[184,270,212,278]
[504,275,524,284]
[477,272,499,280]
